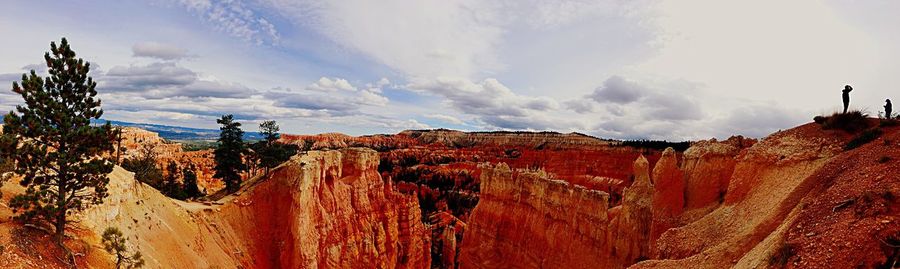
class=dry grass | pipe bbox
[818,111,870,133]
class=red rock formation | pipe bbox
[75,148,431,269]
[458,164,612,268]
[225,148,430,268]
[440,225,458,268]
[649,148,683,255]
[680,136,752,210]
[116,127,221,192]
[283,129,672,268]
[777,125,900,268]
[639,124,846,268]
[610,155,655,265]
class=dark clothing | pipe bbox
[886,100,893,119]
[842,88,852,113]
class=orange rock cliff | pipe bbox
[1,121,897,268]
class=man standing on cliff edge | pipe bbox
[885,99,893,120]
[842,85,853,114]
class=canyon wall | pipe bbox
[458,164,612,268]
[117,127,220,192]
[457,154,662,269]
[635,124,849,268]
[457,124,891,269]
[79,148,430,269]
[680,136,752,210]
[7,123,897,268]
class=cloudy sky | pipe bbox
[1,0,898,140]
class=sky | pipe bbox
[1,0,898,140]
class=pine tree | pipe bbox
[214,114,246,193]
[260,120,279,143]
[102,227,145,269]
[0,38,117,245]
[253,120,297,176]
[182,164,201,198]
[258,120,280,175]
[162,161,186,199]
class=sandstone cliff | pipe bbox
[74,148,430,268]
[649,148,683,257]
[610,155,655,266]
[458,164,612,268]
[636,124,850,268]
[8,122,894,269]
[680,136,753,210]
[116,127,220,192]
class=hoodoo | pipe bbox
[610,155,655,266]
[649,147,684,255]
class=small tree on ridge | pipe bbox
[214,114,246,193]
[102,227,145,269]
[254,120,297,176]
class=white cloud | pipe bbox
[589,76,647,104]
[306,77,356,92]
[102,62,255,99]
[132,42,190,60]
[424,114,465,125]
[406,77,576,130]
[262,0,630,78]
[175,0,280,45]
[265,77,390,113]
[564,99,594,114]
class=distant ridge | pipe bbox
[93,120,264,141]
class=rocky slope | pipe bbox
[456,121,898,269]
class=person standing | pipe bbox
[886,99,893,120]
[842,85,853,114]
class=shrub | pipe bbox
[121,145,164,188]
[768,242,796,266]
[813,115,826,124]
[845,128,883,150]
[819,111,870,133]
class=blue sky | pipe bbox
[2,0,899,140]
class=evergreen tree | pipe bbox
[253,120,297,175]
[181,164,202,198]
[0,38,117,245]
[102,227,145,269]
[114,126,126,165]
[0,157,12,198]
[162,161,186,199]
[260,120,279,143]
[214,114,246,193]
